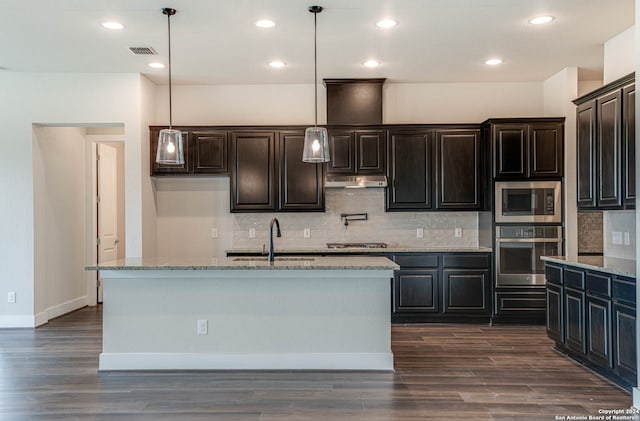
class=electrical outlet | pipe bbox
[416,228,424,238]
[249,228,256,238]
[7,291,16,303]
[304,228,311,238]
[612,231,623,245]
[624,232,630,246]
[454,227,463,238]
[211,228,218,239]
[197,319,208,335]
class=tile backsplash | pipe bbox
[232,188,479,249]
[577,211,603,254]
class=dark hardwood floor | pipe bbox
[0,306,633,420]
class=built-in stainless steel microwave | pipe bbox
[495,181,562,223]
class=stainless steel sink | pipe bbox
[232,257,315,262]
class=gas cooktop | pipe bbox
[326,242,388,249]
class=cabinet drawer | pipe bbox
[393,254,439,268]
[564,268,585,290]
[442,254,490,269]
[586,272,612,297]
[545,264,563,285]
[613,277,636,305]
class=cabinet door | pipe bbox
[230,131,276,211]
[150,129,191,175]
[546,283,564,343]
[597,90,623,208]
[435,129,481,210]
[564,287,586,355]
[577,101,597,208]
[327,130,355,174]
[393,269,439,313]
[586,294,612,368]
[494,124,527,178]
[278,131,324,211]
[529,123,563,178]
[613,301,637,382]
[623,84,636,208]
[192,131,228,174]
[386,130,432,210]
[442,269,490,314]
[355,130,385,173]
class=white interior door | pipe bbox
[97,143,119,302]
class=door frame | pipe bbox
[85,135,124,306]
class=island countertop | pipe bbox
[541,255,636,278]
[86,256,399,271]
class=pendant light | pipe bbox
[156,7,185,165]
[302,6,330,163]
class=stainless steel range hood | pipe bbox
[325,174,388,188]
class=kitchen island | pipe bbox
[87,256,398,371]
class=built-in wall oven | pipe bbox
[495,225,563,286]
[495,181,562,223]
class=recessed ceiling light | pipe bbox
[256,19,276,28]
[485,58,503,66]
[529,16,555,25]
[102,21,124,30]
[376,19,397,28]
[363,60,381,68]
[148,62,165,69]
[269,61,286,68]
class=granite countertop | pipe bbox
[86,256,400,271]
[226,246,493,254]
[541,255,637,278]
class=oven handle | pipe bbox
[496,238,563,243]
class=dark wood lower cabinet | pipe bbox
[544,261,637,391]
[391,253,491,323]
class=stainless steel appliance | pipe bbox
[495,225,562,286]
[495,181,561,223]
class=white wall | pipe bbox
[140,75,158,259]
[156,81,545,126]
[0,73,147,327]
[543,68,579,256]
[604,25,635,84]
[33,127,89,325]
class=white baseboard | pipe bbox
[0,315,36,328]
[99,352,395,371]
[34,296,89,327]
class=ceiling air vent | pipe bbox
[128,46,158,56]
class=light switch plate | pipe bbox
[624,232,630,245]
[7,291,16,303]
[211,228,218,239]
[416,228,424,238]
[304,228,311,238]
[612,231,623,245]
[249,228,256,238]
[454,227,463,238]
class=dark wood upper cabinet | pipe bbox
[487,119,564,180]
[386,129,432,210]
[530,123,563,177]
[230,131,277,212]
[597,90,623,208]
[192,131,228,174]
[150,128,191,175]
[494,125,527,178]
[577,100,597,208]
[574,73,635,210]
[623,84,636,207]
[356,130,386,173]
[278,131,324,211]
[327,129,385,174]
[435,129,482,210]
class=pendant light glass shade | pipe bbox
[156,128,184,164]
[303,6,330,163]
[302,126,329,162]
[156,8,185,165]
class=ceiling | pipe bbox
[0,0,635,85]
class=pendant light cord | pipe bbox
[313,8,318,128]
[165,9,174,129]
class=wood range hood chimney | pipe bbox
[323,78,386,125]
